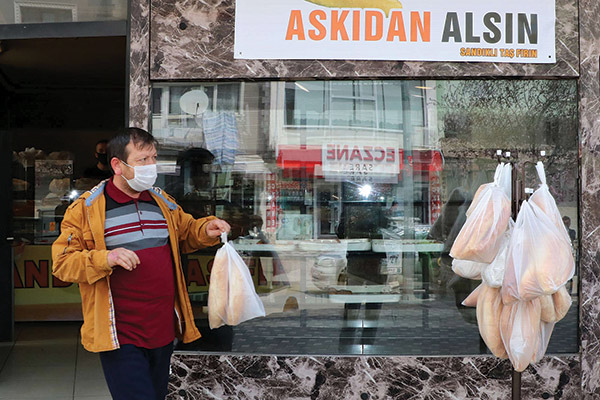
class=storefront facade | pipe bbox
[120,0,596,398]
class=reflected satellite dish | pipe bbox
[179,90,209,115]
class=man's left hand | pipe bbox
[205,218,231,238]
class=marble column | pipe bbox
[127,0,151,129]
[578,0,600,397]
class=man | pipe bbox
[562,215,577,242]
[52,128,230,400]
[83,139,112,181]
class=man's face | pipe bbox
[95,142,107,156]
[119,142,157,180]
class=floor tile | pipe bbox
[0,364,75,382]
[0,342,13,370]
[0,377,74,399]
[73,378,110,397]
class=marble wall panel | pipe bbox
[168,354,580,400]
[148,0,578,81]
[128,0,151,129]
[578,0,600,398]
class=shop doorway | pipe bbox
[0,36,126,323]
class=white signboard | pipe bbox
[234,0,555,63]
[322,143,400,184]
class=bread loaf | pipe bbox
[208,255,229,329]
[466,183,491,217]
[553,285,572,322]
[517,229,574,297]
[450,187,511,263]
[462,283,482,307]
[228,260,252,325]
[539,295,556,323]
[500,299,541,372]
[476,284,508,358]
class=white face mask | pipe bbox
[121,161,157,192]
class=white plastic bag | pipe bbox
[501,201,574,305]
[476,284,508,359]
[461,283,483,307]
[208,233,266,329]
[481,219,513,288]
[530,161,571,244]
[500,298,542,372]
[452,258,486,280]
[451,164,511,263]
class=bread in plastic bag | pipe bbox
[501,200,574,304]
[532,320,555,364]
[500,298,541,372]
[539,285,571,323]
[466,163,511,218]
[208,233,266,329]
[462,283,483,307]
[452,258,486,280]
[450,165,511,263]
[481,219,513,288]
[476,284,508,358]
[529,162,571,245]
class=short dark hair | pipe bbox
[107,127,157,173]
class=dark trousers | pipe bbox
[99,342,174,400]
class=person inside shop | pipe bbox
[427,187,479,325]
[562,215,576,242]
[51,127,231,400]
[83,139,112,181]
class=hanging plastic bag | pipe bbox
[481,219,513,288]
[476,284,508,359]
[461,283,483,307]
[529,161,572,244]
[532,320,555,364]
[451,164,511,263]
[500,298,542,372]
[540,285,572,323]
[208,233,266,329]
[452,258,486,280]
[501,201,574,305]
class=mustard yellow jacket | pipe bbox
[51,180,219,352]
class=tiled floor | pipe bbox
[0,322,110,400]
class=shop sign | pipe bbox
[322,143,401,183]
[234,0,555,64]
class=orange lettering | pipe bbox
[331,10,349,40]
[365,11,383,41]
[387,11,407,41]
[309,10,327,40]
[411,11,430,42]
[352,10,361,40]
[286,10,305,40]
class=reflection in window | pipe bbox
[284,81,425,132]
[150,80,579,357]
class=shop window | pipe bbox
[5,0,126,24]
[149,79,578,357]
[15,2,76,23]
[284,80,425,132]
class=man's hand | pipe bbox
[205,218,231,238]
[107,248,140,271]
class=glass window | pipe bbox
[151,79,579,356]
[1,0,127,24]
